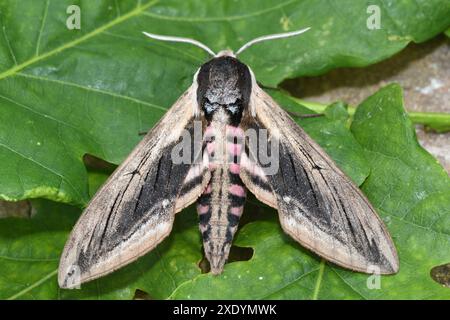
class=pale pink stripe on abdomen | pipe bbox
[229,184,246,197]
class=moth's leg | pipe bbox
[287,111,324,118]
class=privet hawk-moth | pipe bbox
[59,28,398,289]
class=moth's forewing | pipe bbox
[58,85,209,288]
[240,76,399,274]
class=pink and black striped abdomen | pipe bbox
[196,121,246,274]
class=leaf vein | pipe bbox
[141,0,298,22]
[0,142,83,201]
[1,25,17,65]
[35,0,50,56]
[102,31,204,63]
[0,255,58,262]
[259,267,320,299]
[15,72,167,112]
[0,0,160,81]
[7,269,57,300]
[331,269,367,300]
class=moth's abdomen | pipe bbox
[197,121,246,274]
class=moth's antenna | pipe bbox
[142,32,216,56]
[235,27,311,56]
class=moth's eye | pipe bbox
[226,101,242,114]
[203,100,218,114]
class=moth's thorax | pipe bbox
[196,55,252,126]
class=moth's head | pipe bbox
[195,54,252,120]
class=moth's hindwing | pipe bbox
[240,83,399,274]
[58,86,209,288]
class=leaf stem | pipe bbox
[312,259,326,300]
[288,96,450,133]
[7,269,57,300]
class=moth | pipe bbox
[59,28,399,289]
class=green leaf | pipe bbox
[0,188,203,299]
[0,0,449,300]
[169,84,450,300]
[1,0,449,204]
